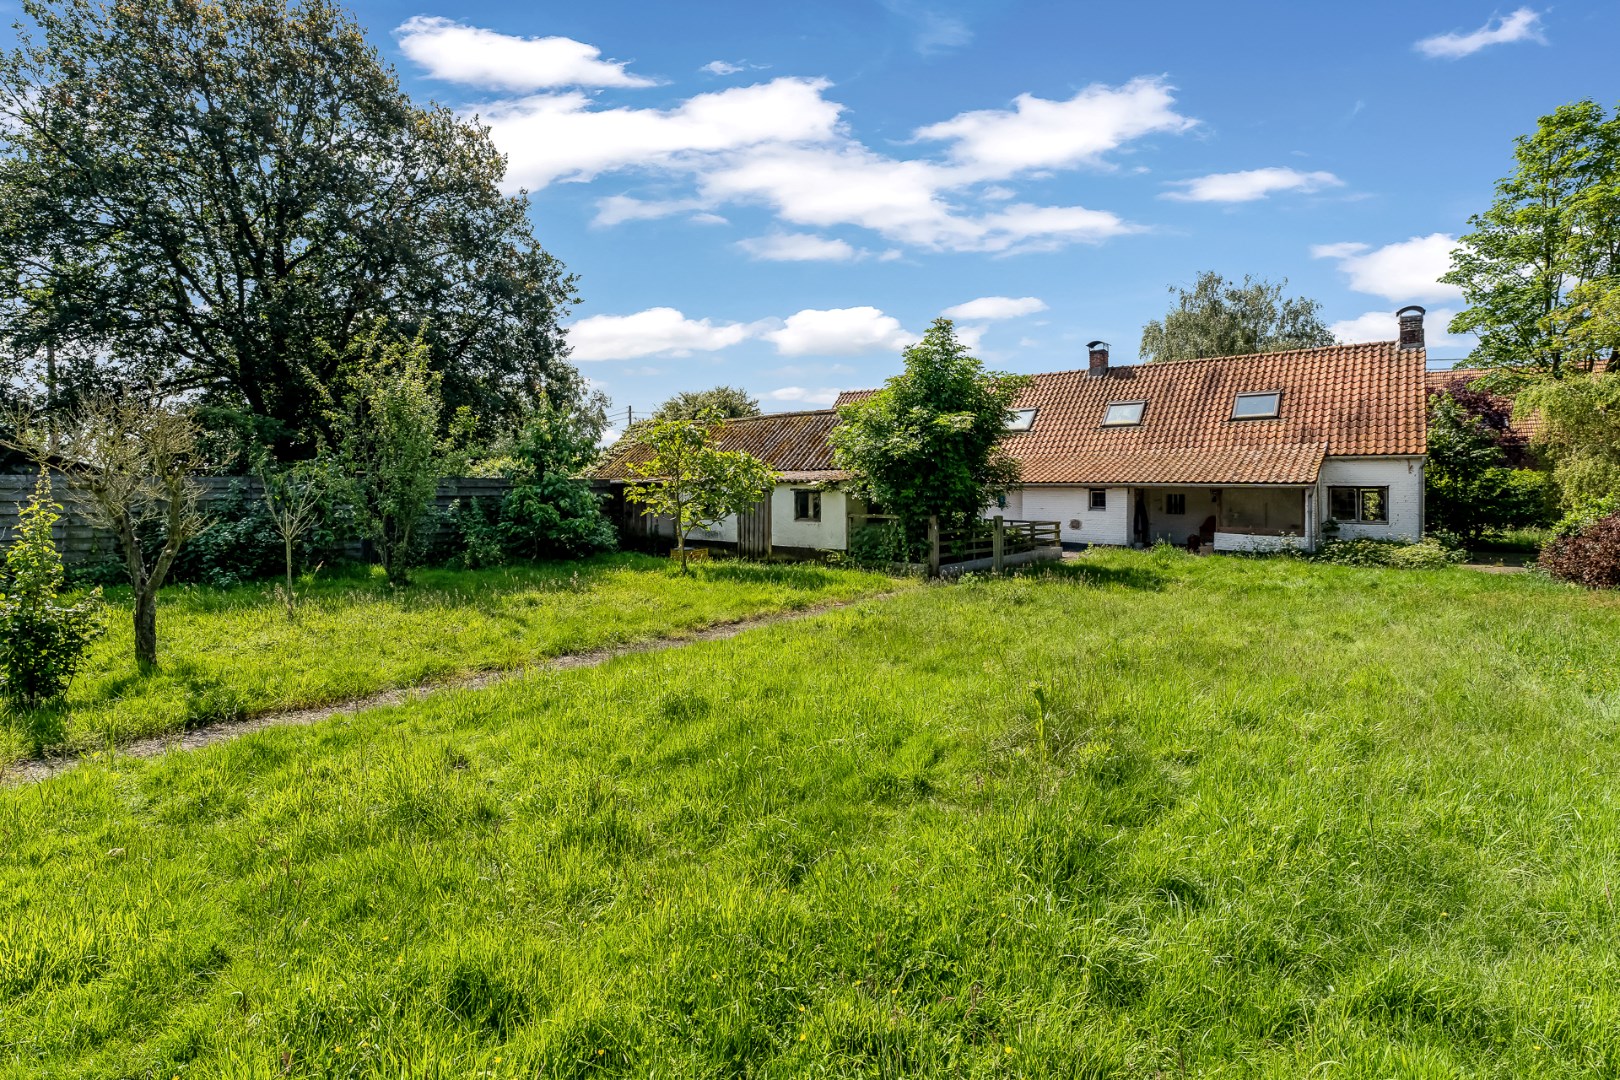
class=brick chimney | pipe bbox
[1087,340,1110,376]
[1397,305,1425,350]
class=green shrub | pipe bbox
[1313,536,1465,569]
[0,475,105,710]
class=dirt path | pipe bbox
[2,592,901,787]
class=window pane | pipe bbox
[1166,493,1186,515]
[1232,392,1280,419]
[1359,488,1386,523]
[1101,401,1145,426]
[1089,489,1107,510]
[1005,408,1038,431]
[1329,487,1358,520]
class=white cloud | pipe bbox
[941,296,1047,320]
[1330,308,1473,351]
[592,195,712,225]
[702,60,743,75]
[567,307,755,361]
[914,77,1196,179]
[395,17,655,90]
[1416,8,1545,59]
[737,232,860,262]
[953,324,988,351]
[488,77,843,189]
[1162,167,1343,203]
[763,307,915,357]
[1311,233,1462,304]
[764,386,842,405]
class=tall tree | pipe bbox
[1442,100,1620,377]
[650,386,761,423]
[0,0,583,457]
[830,318,1027,534]
[1139,272,1335,362]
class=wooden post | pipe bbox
[927,515,941,578]
[992,515,1005,573]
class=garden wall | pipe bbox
[0,472,511,562]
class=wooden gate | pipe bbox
[737,496,772,560]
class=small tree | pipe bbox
[256,453,333,618]
[0,472,104,708]
[329,330,469,585]
[1517,374,1620,511]
[831,319,1027,539]
[499,400,617,560]
[4,395,203,671]
[1139,271,1336,362]
[622,413,775,572]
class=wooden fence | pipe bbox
[848,512,1062,576]
[0,471,511,562]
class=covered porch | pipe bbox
[1126,484,1314,552]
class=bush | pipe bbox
[1313,535,1466,569]
[499,475,617,561]
[0,476,105,709]
[1538,513,1620,588]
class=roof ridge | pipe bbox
[1025,340,1405,379]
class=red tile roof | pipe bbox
[841,340,1427,485]
[593,409,850,482]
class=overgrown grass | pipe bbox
[1473,526,1552,554]
[4,550,1620,1076]
[0,553,901,765]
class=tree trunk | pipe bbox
[134,588,158,672]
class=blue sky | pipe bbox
[81,2,1620,427]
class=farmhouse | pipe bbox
[598,307,1432,555]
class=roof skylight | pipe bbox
[1006,408,1038,432]
[1101,400,1146,426]
[1231,391,1281,420]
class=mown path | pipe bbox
[2,592,901,787]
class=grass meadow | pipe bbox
[0,553,901,767]
[4,550,1620,1076]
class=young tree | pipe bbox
[328,330,466,585]
[0,0,583,456]
[256,454,333,618]
[5,396,205,671]
[622,414,775,573]
[499,400,617,560]
[1139,271,1336,362]
[1442,100,1620,376]
[830,319,1028,536]
[1517,374,1620,512]
[0,472,104,708]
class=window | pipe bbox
[1005,408,1038,431]
[1101,400,1146,426]
[793,489,821,522]
[1165,493,1186,515]
[1328,486,1388,524]
[1089,488,1107,510]
[1231,391,1281,420]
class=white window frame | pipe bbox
[1101,400,1147,427]
[1328,485,1389,524]
[793,488,822,522]
[1231,391,1282,420]
[1006,408,1038,432]
[1088,488,1108,511]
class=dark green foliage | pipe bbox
[1139,270,1336,361]
[1538,513,1620,588]
[831,318,1027,534]
[1426,392,1557,541]
[0,0,583,455]
[845,521,919,568]
[1311,536,1467,569]
[497,402,616,562]
[644,386,760,425]
[0,474,103,708]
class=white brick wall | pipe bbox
[1317,457,1424,542]
[772,487,847,550]
[1015,485,1129,546]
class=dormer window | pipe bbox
[1006,408,1037,431]
[1231,391,1281,420]
[1101,400,1146,426]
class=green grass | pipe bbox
[4,550,1620,1076]
[0,553,901,766]
[1472,526,1553,554]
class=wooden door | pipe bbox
[737,495,772,560]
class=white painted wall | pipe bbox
[1317,457,1424,542]
[773,486,848,551]
[1214,532,1299,553]
[1015,485,1129,546]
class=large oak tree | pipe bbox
[0,0,583,457]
